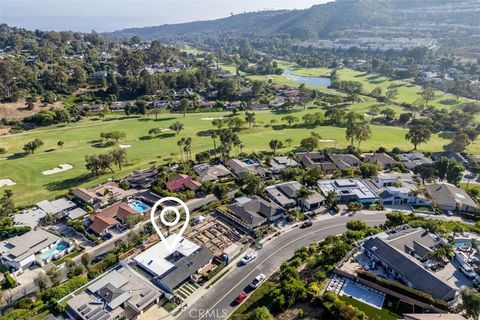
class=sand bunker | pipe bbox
[319,139,335,143]
[119,144,132,149]
[201,117,223,121]
[161,128,171,132]
[42,164,73,175]
[0,179,15,188]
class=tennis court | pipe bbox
[340,280,385,309]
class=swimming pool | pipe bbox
[243,159,257,166]
[455,239,472,248]
[129,200,150,213]
[41,242,69,260]
[340,281,385,309]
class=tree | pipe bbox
[169,121,184,134]
[370,87,382,98]
[434,157,465,185]
[324,107,346,125]
[23,139,44,154]
[445,132,471,152]
[282,115,299,127]
[100,131,126,143]
[359,163,380,178]
[325,191,339,210]
[34,272,48,292]
[385,87,398,103]
[380,107,396,121]
[180,98,190,117]
[353,122,372,148]
[414,163,437,183]
[85,153,114,177]
[348,202,362,213]
[285,138,293,147]
[110,149,127,170]
[247,307,273,320]
[213,184,229,200]
[461,288,480,320]
[57,140,64,148]
[46,268,62,286]
[421,86,436,107]
[81,253,92,267]
[299,136,319,152]
[269,139,283,153]
[245,112,256,128]
[405,125,431,150]
[148,127,162,137]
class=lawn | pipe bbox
[339,295,401,320]
[0,107,464,205]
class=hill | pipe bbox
[106,0,480,48]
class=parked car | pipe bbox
[235,291,247,304]
[447,210,454,216]
[250,274,266,289]
[301,220,313,228]
[102,232,113,240]
[241,251,257,265]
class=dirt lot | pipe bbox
[0,100,63,120]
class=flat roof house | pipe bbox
[122,167,159,189]
[397,152,433,170]
[193,163,232,182]
[226,158,269,177]
[331,154,362,170]
[0,229,72,271]
[134,234,214,293]
[166,174,202,192]
[227,196,286,229]
[266,181,324,211]
[67,264,161,320]
[36,197,77,218]
[297,152,337,174]
[89,202,138,235]
[431,151,469,166]
[362,152,398,169]
[365,173,430,206]
[318,179,379,204]
[269,156,299,173]
[362,231,457,301]
[425,182,478,213]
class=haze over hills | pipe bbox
[107,0,480,49]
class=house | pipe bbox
[365,173,430,206]
[297,152,337,174]
[397,152,433,170]
[331,154,362,170]
[14,208,47,229]
[362,229,457,301]
[269,156,299,173]
[362,153,398,169]
[226,158,269,177]
[71,188,102,209]
[72,182,137,210]
[266,181,324,211]
[403,314,466,320]
[227,196,286,229]
[134,234,214,293]
[67,264,161,320]
[193,163,232,182]
[166,174,202,192]
[36,198,77,218]
[431,151,469,166]
[318,179,379,204]
[89,202,138,235]
[122,167,159,189]
[0,229,73,271]
[66,207,89,220]
[425,183,478,213]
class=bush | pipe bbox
[5,271,17,288]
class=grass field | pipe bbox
[339,295,401,320]
[0,106,459,206]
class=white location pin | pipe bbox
[150,196,190,253]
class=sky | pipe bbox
[0,0,329,32]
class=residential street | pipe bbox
[176,212,388,320]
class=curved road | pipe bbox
[178,212,387,320]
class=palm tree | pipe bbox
[183,137,192,160]
[325,191,339,210]
[211,131,218,152]
[177,138,186,161]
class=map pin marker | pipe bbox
[150,196,190,253]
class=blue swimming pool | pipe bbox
[129,200,150,213]
[341,281,385,309]
[243,159,257,166]
[455,239,472,248]
[41,242,69,260]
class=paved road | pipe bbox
[177,212,387,320]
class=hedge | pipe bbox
[357,271,449,310]
[5,271,17,288]
[41,276,87,301]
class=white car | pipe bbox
[249,273,266,289]
[241,251,257,265]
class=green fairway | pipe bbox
[0,107,461,206]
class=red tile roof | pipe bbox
[166,174,201,192]
[89,202,137,234]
